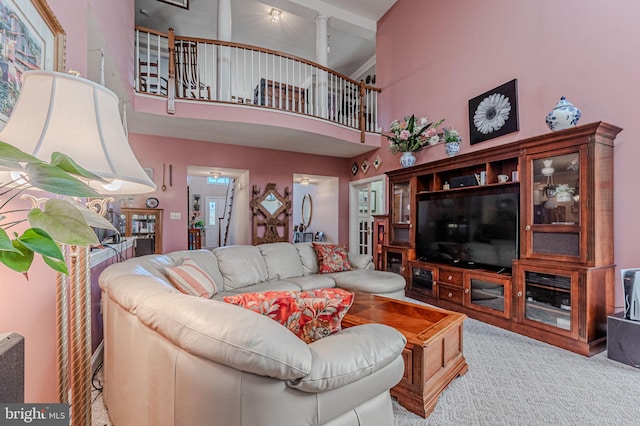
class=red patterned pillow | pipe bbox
[312,243,353,274]
[223,289,354,343]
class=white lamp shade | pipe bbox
[0,71,156,194]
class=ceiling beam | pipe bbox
[287,0,377,33]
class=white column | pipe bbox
[315,15,329,118]
[315,15,328,67]
[218,0,232,101]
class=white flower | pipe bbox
[428,135,440,145]
[473,93,511,134]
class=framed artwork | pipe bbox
[468,79,519,145]
[0,0,65,125]
[361,160,370,175]
[351,162,358,176]
[157,0,189,9]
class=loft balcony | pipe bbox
[132,27,383,157]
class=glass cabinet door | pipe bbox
[525,150,584,261]
[391,181,411,244]
[518,265,579,338]
[465,273,511,319]
[409,263,436,297]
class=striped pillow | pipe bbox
[165,259,218,298]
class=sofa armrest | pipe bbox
[348,252,373,270]
[136,294,312,380]
[286,324,406,393]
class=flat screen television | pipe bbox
[416,188,519,272]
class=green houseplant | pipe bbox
[0,140,116,278]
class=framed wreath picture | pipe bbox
[468,79,519,145]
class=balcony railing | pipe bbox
[135,27,381,141]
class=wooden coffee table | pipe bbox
[342,293,468,418]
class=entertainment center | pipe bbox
[380,122,621,356]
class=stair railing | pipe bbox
[135,26,381,141]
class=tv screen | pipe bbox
[416,189,519,272]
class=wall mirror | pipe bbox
[301,193,312,228]
[250,183,291,244]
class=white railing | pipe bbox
[135,27,380,139]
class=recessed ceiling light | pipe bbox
[139,8,150,17]
[270,8,282,23]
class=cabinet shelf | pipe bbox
[386,121,621,356]
[121,208,163,256]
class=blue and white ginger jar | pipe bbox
[546,96,581,131]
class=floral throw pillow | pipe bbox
[223,288,354,343]
[311,243,353,274]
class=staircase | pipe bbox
[220,178,236,247]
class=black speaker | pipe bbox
[450,174,478,188]
[607,312,640,367]
[0,333,24,403]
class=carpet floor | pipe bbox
[91,298,640,425]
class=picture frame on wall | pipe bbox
[0,0,65,126]
[468,79,519,145]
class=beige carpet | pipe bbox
[91,302,640,425]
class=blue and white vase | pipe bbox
[444,141,460,157]
[399,151,416,168]
[546,96,581,131]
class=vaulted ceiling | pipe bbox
[135,0,397,78]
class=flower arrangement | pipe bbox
[443,127,462,144]
[386,115,445,154]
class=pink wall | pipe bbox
[370,0,640,309]
[0,0,91,403]
[127,134,352,252]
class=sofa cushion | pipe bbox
[284,275,336,291]
[167,249,224,289]
[223,289,354,343]
[295,242,319,275]
[165,259,218,298]
[214,245,269,290]
[329,269,406,294]
[312,243,353,274]
[258,242,304,279]
[137,294,312,380]
[348,253,373,270]
[287,324,407,392]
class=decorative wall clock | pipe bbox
[468,79,519,145]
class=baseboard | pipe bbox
[92,341,104,375]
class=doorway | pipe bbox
[205,196,225,248]
[350,176,386,256]
[187,166,251,248]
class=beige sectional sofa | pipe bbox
[99,242,407,426]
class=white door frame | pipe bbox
[349,175,387,253]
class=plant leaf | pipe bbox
[27,199,100,246]
[42,255,69,275]
[0,140,41,163]
[0,239,34,274]
[25,163,99,197]
[63,197,117,231]
[17,228,65,261]
[0,228,21,253]
[50,152,107,183]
